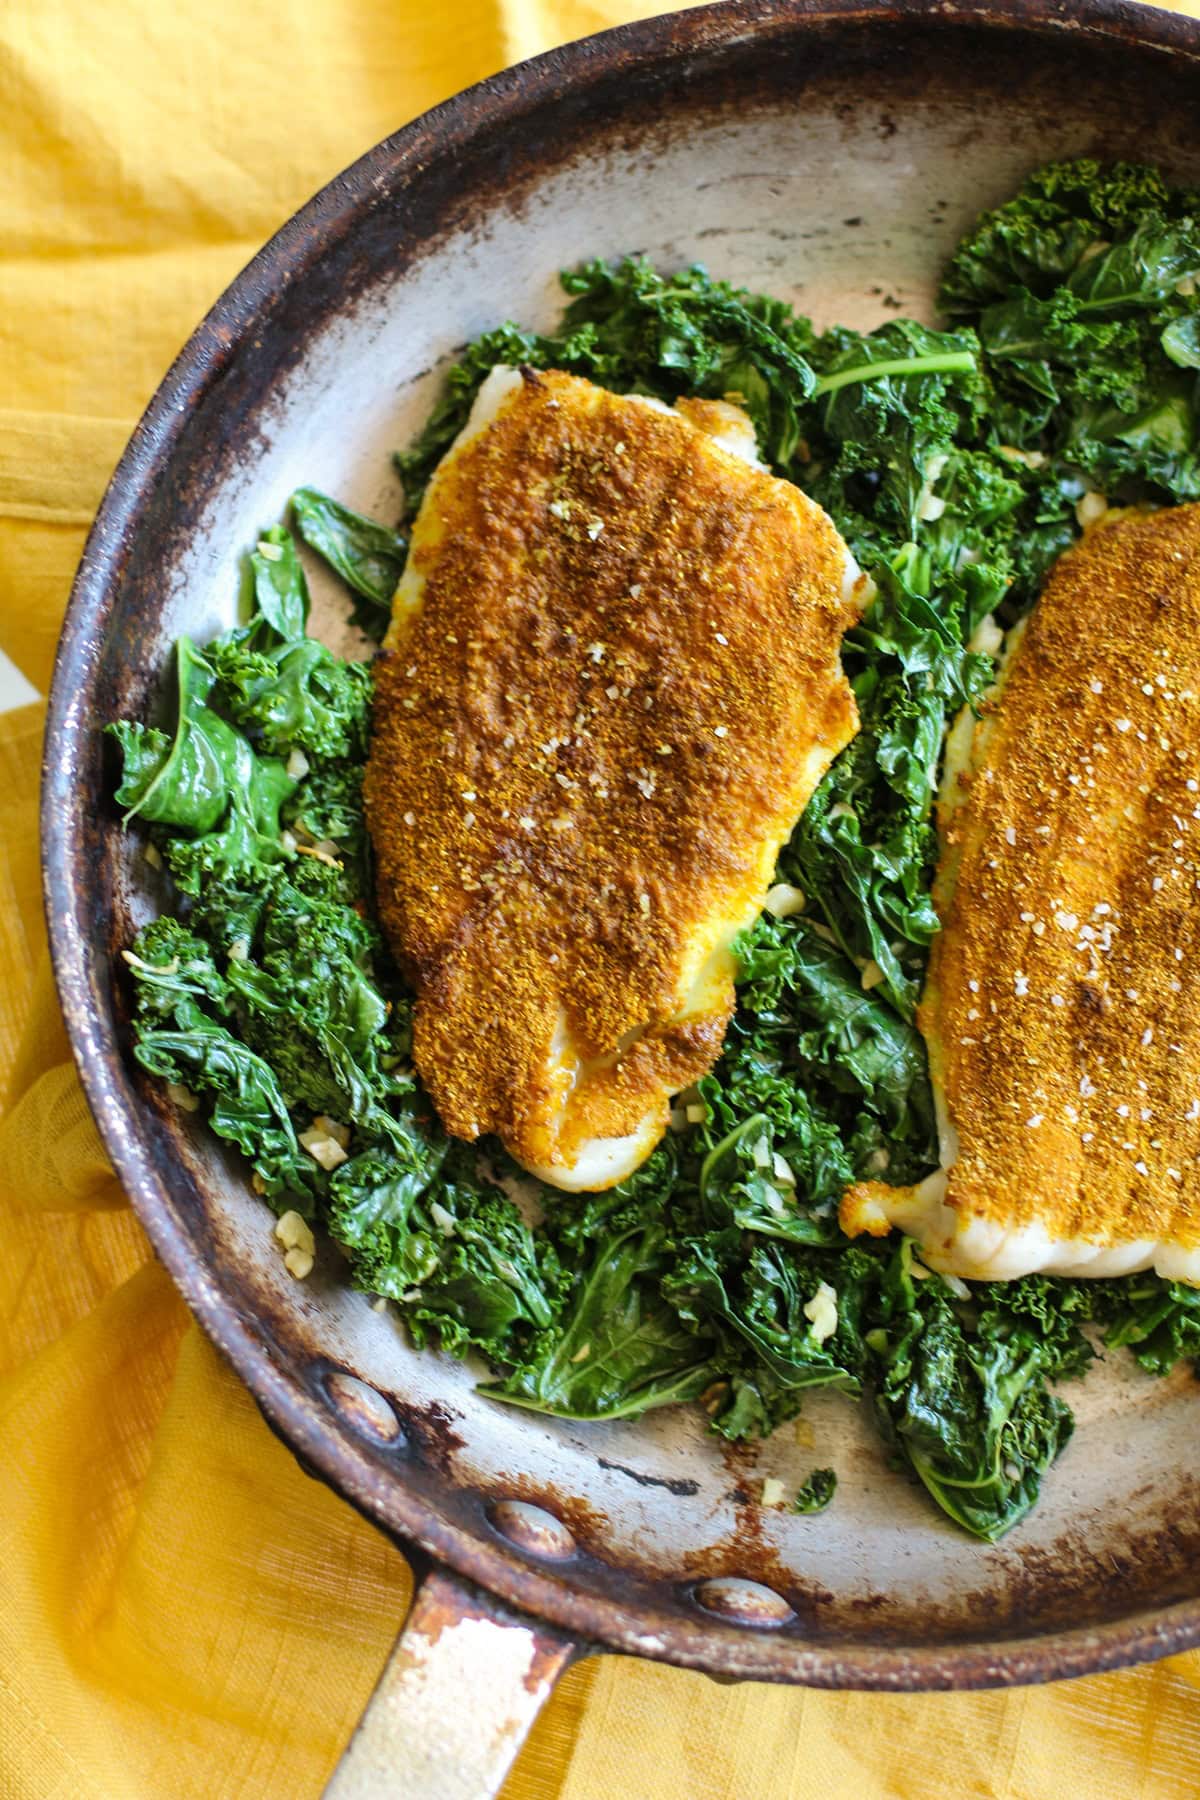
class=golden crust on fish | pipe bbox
[842,504,1200,1281]
[365,366,864,1189]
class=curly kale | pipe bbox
[868,1244,1093,1541]
[942,158,1200,533]
[794,1468,837,1514]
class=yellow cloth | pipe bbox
[4,3,1200,1795]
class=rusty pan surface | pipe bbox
[42,0,1200,1688]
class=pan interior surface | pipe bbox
[44,2,1200,1686]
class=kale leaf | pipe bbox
[1093,1275,1200,1375]
[250,525,310,641]
[942,158,1200,582]
[734,914,935,1169]
[110,637,287,833]
[211,635,371,761]
[664,1236,871,1436]
[394,257,821,503]
[869,1244,1092,1540]
[484,1150,719,1421]
[108,636,297,896]
[330,1141,558,1358]
[134,997,320,1206]
[290,487,407,638]
[794,1468,837,1513]
[224,863,405,1130]
[485,1214,718,1422]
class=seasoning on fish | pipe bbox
[842,504,1200,1281]
[366,365,867,1189]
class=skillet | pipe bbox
[41,3,1200,1791]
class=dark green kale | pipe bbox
[783,328,1006,1018]
[697,1112,843,1247]
[121,915,234,1018]
[941,159,1200,577]
[329,1140,559,1359]
[394,258,822,506]
[696,1028,854,1223]
[664,1237,873,1441]
[484,1216,718,1422]
[109,636,293,838]
[793,1468,837,1513]
[281,761,371,896]
[485,1150,720,1421]
[205,526,371,759]
[1092,1275,1200,1376]
[108,635,297,898]
[867,1244,1094,1540]
[210,635,371,761]
[223,861,407,1131]
[282,760,365,853]
[290,487,408,638]
[731,913,936,1179]
[131,995,320,1208]
[248,525,311,641]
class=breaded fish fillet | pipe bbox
[842,504,1200,1282]
[366,365,866,1189]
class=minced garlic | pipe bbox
[274,1210,316,1280]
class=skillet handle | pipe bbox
[323,1565,581,1799]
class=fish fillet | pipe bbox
[366,364,866,1189]
[842,504,1200,1282]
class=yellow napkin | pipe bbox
[5,3,1200,1795]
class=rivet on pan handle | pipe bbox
[323,1566,581,1800]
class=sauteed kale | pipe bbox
[110,162,1200,1541]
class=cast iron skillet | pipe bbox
[42,2,1200,1791]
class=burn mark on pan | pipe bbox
[391,1399,467,1475]
[597,1457,701,1497]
